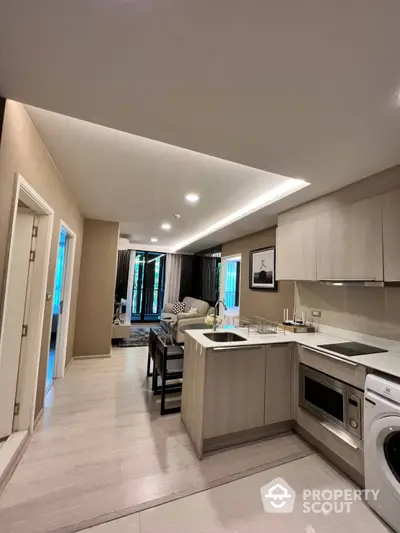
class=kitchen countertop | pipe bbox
[185,327,400,379]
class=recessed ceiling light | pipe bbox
[161,223,171,230]
[150,237,158,243]
[185,193,200,203]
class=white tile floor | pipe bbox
[82,454,392,533]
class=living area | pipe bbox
[113,246,221,348]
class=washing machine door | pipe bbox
[368,416,400,497]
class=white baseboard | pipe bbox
[0,431,29,496]
[64,357,74,372]
[73,354,111,360]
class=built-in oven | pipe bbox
[299,364,363,439]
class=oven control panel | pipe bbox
[347,394,361,439]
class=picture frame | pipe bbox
[249,246,277,291]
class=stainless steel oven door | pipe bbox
[299,364,347,430]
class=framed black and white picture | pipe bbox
[249,246,277,291]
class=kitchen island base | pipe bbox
[181,335,293,459]
[203,421,293,455]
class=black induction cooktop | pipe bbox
[317,341,388,357]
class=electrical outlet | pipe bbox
[311,309,321,318]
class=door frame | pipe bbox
[131,251,166,322]
[0,173,54,434]
[53,220,76,379]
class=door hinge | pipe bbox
[32,225,38,237]
[22,324,28,337]
[29,250,36,262]
[14,403,20,416]
[60,300,64,315]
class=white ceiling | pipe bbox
[2,1,400,250]
[25,105,306,251]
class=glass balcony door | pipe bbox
[132,252,166,322]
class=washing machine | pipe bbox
[364,374,400,532]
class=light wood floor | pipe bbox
[0,347,313,533]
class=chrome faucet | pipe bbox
[213,300,227,331]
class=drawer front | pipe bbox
[297,345,366,390]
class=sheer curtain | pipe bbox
[164,253,182,306]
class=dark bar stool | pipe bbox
[147,328,158,377]
[153,336,184,415]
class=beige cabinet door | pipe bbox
[264,345,293,425]
[276,216,317,281]
[203,346,266,439]
[382,189,400,282]
[317,196,383,281]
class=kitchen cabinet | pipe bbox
[317,196,383,281]
[264,344,293,425]
[203,346,266,439]
[382,189,400,282]
[276,216,318,281]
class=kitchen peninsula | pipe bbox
[181,326,400,485]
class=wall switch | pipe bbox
[311,309,321,318]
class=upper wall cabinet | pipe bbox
[276,216,317,281]
[382,189,400,282]
[317,196,383,281]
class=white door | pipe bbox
[0,212,36,438]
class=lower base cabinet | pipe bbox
[264,344,293,425]
[203,346,266,439]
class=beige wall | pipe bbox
[0,100,84,418]
[296,282,400,341]
[222,227,294,321]
[74,219,119,357]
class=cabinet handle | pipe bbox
[213,345,261,352]
[268,342,291,347]
[301,345,358,367]
[320,278,376,282]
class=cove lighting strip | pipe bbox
[172,178,309,251]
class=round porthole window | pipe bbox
[384,431,400,484]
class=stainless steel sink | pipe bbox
[203,332,247,343]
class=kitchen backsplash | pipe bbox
[295,282,400,341]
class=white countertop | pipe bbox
[185,326,400,379]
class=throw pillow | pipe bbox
[172,301,185,314]
[188,307,199,316]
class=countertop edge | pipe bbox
[185,328,400,380]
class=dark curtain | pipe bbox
[0,97,6,145]
[201,256,220,304]
[179,254,220,306]
[179,255,196,301]
[115,250,130,302]
[235,262,241,307]
[197,245,222,256]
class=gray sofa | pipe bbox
[161,296,212,343]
